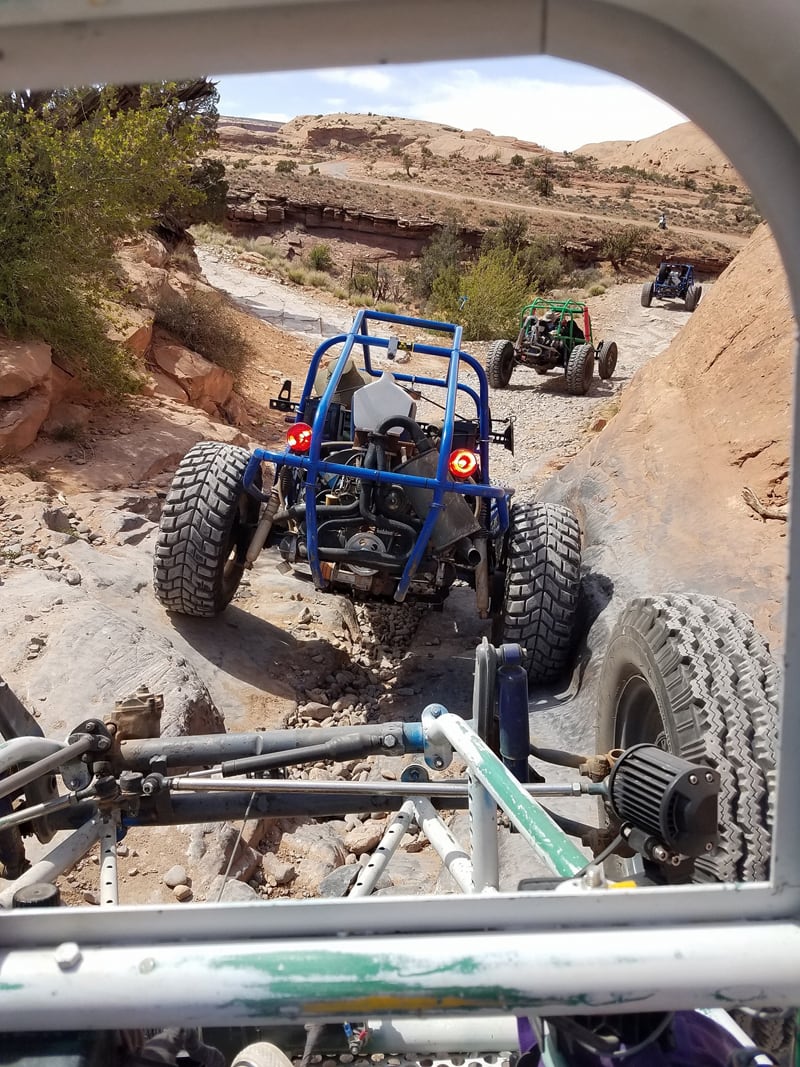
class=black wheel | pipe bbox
[154,441,261,617]
[565,343,594,396]
[685,283,702,311]
[641,281,654,307]
[493,500,581,682]
[597,593,778,883]
[487,339,515,389]
[596,340,618,380]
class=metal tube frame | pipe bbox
[0,0,799,1041]
[241,308,510,595]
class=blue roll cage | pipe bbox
[243,308,511,600]
[654,262,694,298]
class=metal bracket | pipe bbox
[269,379,297,412]
[421,704,453,771]
[489,417,515,454]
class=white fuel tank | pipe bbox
[352,370,416,432]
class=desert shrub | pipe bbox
[307,271,331,289]
[405,213,465,301]
[432,247,527,341]
[570,153,596,171]
[0,82,214,395]
[510,154,524,168]
[187,158,228,223]
[375,302,398,314]
[348,259,396,302]
[600,226,648,269]
[482,212,529,255]
[275,159,297,174]
[534,173,554,197]
[350,270,374,295]
[517,237,569,292]
[287,266,310,285]
[155,289,251,377]
[682,175,697,190]
[587,284,607,297]
[618,182,634,200]
[306,242,333,271]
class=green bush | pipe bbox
[432,247,527,341]
[307,271,331,289]
[481,212,529,255]
[587,284,607,297]
[406,213,465,301]
[510,154,524,168]
[0,82,214,395]
[306,243,333,271]
[154,290,251,378]
[517,237,569,292]
[534,174,554,197]
[275,159,298,174]
[600,226,648,269]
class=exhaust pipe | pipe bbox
[245,488,280,566]
[453,537,482,568]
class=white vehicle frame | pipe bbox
[0,0,798,1037]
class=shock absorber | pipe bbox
[497,644,529,783]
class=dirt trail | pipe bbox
[0,272,697,904]
[317,161,746,252]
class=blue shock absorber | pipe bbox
[497,644,530,783]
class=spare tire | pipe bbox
[597,593,778,883]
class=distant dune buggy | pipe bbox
[487,298,618,395]
[641,261,703,311]
[153,309,583,682]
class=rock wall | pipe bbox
[225,193,733,274]
[0,236,246,458]
[543,224,791,655]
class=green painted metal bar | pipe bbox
[426,709,588,878]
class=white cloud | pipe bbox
[316,67,394,94]
[386,69,686,151]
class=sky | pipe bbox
[214,57,686,153]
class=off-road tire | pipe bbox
[565,343,595,395]
[641,281,654,307]
[597,340,618,380]
[597,593,778,883]
[487,339,515,389]
[685,283,702,312]
[153,442,261,617]
[494,500,581,682]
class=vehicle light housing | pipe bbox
[448,449,479,479]
[287,422,313,453]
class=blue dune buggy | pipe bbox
[641,261,703,311]
[153,309,582,682]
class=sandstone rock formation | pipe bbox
[543,224,789,656]
[577,120,744,186]
[0,340,53,457]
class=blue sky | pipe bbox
[215,57,686,152]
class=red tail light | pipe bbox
[449,449,479,479]
[287,422,312,453]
